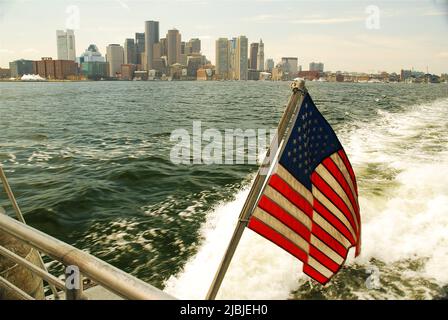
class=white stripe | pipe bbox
[310,235,344,265]
[330,153,359,210]
[312,186,357,241]
[313,211,352,248]
[253,208,310,254]
[315,164,359,232]
[308,256,333,279]
[264,185,312,230]
[276,164,313,204]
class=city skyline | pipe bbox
[0,0,447,74]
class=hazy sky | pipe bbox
[0,0,447,73]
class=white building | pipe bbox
[56,29,76,61]
[79,44,105,63]
[257,39,264,71]
[106,44,124,77]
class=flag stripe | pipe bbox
[252,208,310,253]
[258,196,311,243]
[309,245,340,273]
[311,173,357,239]
[322,158,359,220]
[311,223,348,258]
[337,150,358,195]
[330,153,358,203]
[248,217,308,263]
[315,164,359,232]
[312,183,357,241]
[307,256,333,279]
[313,202,355,247]
[310,235,344,264]
[264,185,312,230]
[276,164,313,204]
[269,174,313,217]
[303,264,329,285]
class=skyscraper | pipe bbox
[281,57,299,75]
[265,58,274,72]
[106,44,124,77]
[228,37,237,80]
[249,42,259,70]
[135,33,145,65]
[236,36,248,80]
[144,21,159,70]
[215,38,230,80]
[257,39,265,71]
[189,38,201,54]
[124,39,137,65]
[167,29,181,66]
[56,29,76,61]
[309,62,324,72]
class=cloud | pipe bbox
[22,48,39,54]
[290,17,364,25]
[435,51,448,58]
[0,48,14,54]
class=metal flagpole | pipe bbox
[206,80,307,300]
[0,165,61,299]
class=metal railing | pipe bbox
[0,167,175,300]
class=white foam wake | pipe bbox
[165,97,448,299]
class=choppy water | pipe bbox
[0,81,447,299]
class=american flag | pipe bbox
[248,92,361,284]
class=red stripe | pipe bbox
[268,174,313,218]
[338,150,358,195]
[258,196,311,242]
[311,223,348,258]
[313,198,356,246]
[322,157,359,222]
[311,172,358,236]
[309,245,340,273]
[248,217,308,264]
[303,264,329,285]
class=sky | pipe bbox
[0,0,447,74]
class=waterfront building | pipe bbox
[257,39,264,71]
[80,61,108,79]
[167,29,181,66]
[124,39,137,65]
[248,69,260,80]
[106,44,124,77]
[249,42,259,70]
[32,57,78,80]
[186,55,203,78]
[298,70,320,81]
[144,21,159,70]
[197,67,213,81]
[281,57,299,76]
[121,64,136,80]
[265,58,274,73]
[309,62,324,73]
[0,68,11,78]
[235,36,248,80]
[56,29,76,61]
[78,44,105,64]
[215,38,230,80]
[9,59,34,78]
[135,33,145,65]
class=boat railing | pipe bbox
[0,167,175,300]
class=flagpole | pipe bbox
[206,79,307,300]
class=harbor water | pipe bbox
[0,81,447,299]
